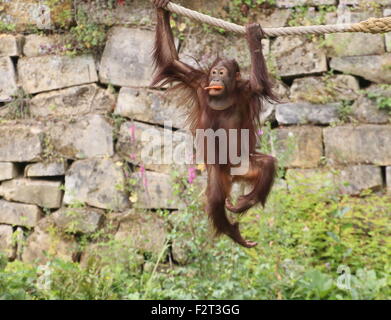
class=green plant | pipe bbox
[266,54,280,80]
[109,113,127,142]
[356,0,382,14]
[366,88,391,115]
[257,121,295,178]
[41,135,65,163]
[2,88,31,120]
[45,0,73,28]
[0,21,16,32]
[288,5,336,27]
[232,0,276,7]
[337,100,354,122]
[256,0,276,5]
[0,155,390,300]
[61,8,107,55]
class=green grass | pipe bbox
[0,172,389,300]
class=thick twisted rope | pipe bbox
[165,2,391,37]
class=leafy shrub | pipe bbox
[0,170,389,300]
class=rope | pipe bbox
[164,2,391,37]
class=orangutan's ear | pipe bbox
[236,72,241,81]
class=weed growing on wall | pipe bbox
[337,100,354,123]
[0,21,16,32]
[365,85,391,116]
[1,88,31,120]
[65,8,107,56]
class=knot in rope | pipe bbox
[350,17,391,34]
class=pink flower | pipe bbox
[188,167,197,184]
[257,129,264,136]
[129,124,136,142]
[117,0,125,5]
[140,165,148,188]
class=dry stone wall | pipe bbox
[0,0,390,264]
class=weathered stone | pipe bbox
[24,161,67,177]
[253,9,291,28]
[0,34,23,56]
[171,237,191,265]
[75,0,154,26]
[326,32,384,57]
[286,168,335,193]
[286,165,383,195]
[169,210,194,265]
[0,123,43,162]
[275,126,323,168]
[325,11,384,57]
[52,207,104,234]
[0,56,17,102]
[13,227,24,260]
[387,167,391,194]
[48,114,113,159]
[0,1,50,31]
[30,84,115,118]
[0,162,18,181]
[386,33,391,53]
[176,0,234,12]
[271,36,327,77]
[385,9,391,52]
[130,171,181,209]
[0,0,72,31]
[80,240,144,269]
[116,121,192,173]
[290,75,360,103]
[261,101,277,124]
[0,178,62,209]
[23,34,55,57]
[340,0,390,5]
[0,224,14,259]
[330,54,391,84]
[22,34,66,57]
[276,103,340,125]
[0,199,42,227]
[273,80,291,101]
[339,165,383,195]
[282,5,337,25]
[114,88,189,129]
[261,81,290,124]
[22,217,77,265]
[276,0,336,7]
[115,210,166,255]
[180,31,269,72]
[18,55,98,94]
[352,85,391,124]
[324,125,391,165]
[64,158,129,211]
[99,27,155,87]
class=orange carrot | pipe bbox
[204,85,224,90]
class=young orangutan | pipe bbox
[151,0,277,248]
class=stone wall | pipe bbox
[0,0,390,263]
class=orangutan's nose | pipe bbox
[210,79,223,84]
